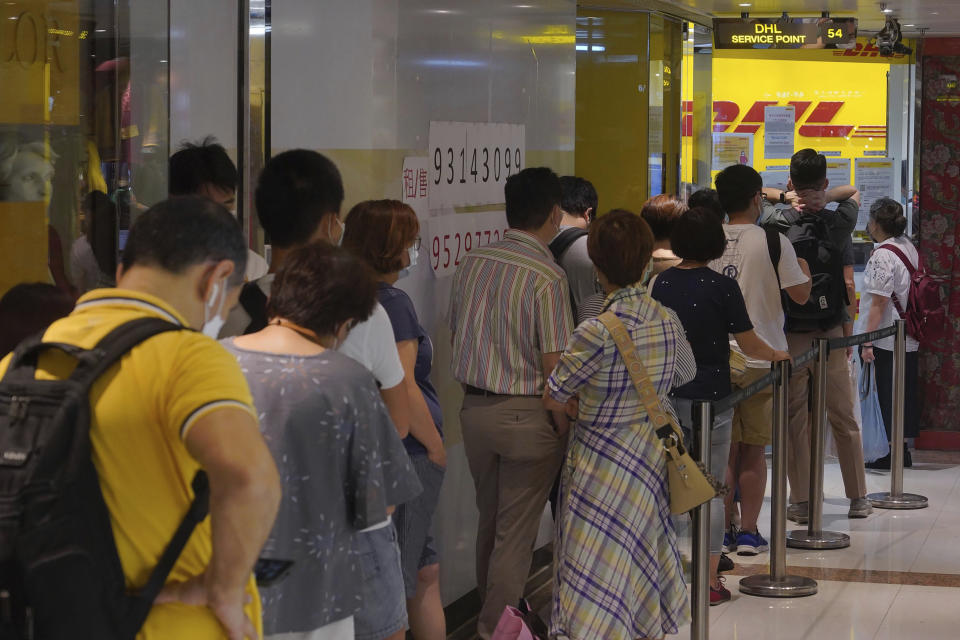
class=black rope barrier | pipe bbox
[707,324,897,416]
[827,325,898,351]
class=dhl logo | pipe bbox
[682,100,887,139]
[833,42,907,59]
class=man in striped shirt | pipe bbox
[448,167,574,639]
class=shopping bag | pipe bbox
[859,361,890,463]
[491,599,549,640]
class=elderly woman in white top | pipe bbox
[860,197,919,470]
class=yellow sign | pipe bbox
[0,1,80,125]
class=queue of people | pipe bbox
[0,143,924,640]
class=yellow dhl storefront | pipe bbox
[681,38,913,187]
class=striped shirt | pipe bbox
[449,229,574,396]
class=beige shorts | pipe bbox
[731,367,773,446]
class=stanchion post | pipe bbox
[868,320,928,510]
[787,338,850,549]
[740,360,818,598]
[690,401,712,640]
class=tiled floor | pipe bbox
[447,451,960,639]
[672,451,960,639]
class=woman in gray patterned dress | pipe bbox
[224,243,421,640]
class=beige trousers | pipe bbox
[460,394,566,640]
[786,327,867,503]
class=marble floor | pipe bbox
[446,451,960,639]
[672,450,960,639]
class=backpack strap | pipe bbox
[549,228,588,261]
[764,226,782,291]
[68,317,184,386]
[875,244,917,318]
[239,281,270,334]
[123,470,210,633]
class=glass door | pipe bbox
[0,0,169,298]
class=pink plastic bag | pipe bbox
[491,599,548,640]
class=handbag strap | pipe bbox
[597,311,680,442]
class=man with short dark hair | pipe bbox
[0,196,283,637]
[761,148,871,521]
[449,167,573,639]
[552,176,600,313]
[218,149,417,640]
[169,137,269,281]
[712,164,811,557]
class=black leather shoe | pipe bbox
[718,553,735,573]
[865,453,891,470]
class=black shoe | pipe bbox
[865,453,891,470]
[718,552,735,573]
[904,445,913,468]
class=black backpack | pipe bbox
[0,318,211,639]
[767,210,848,332]
[549,228,590,318]
[548,228,588,261]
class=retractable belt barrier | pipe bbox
[686,320,928,640]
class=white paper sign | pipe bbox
[428,122,526,208]
[826,158,852,188]
[712,133,754,171]
[855,158,896,229]
[428,211,509,278]
[764,106,795,160]
[760,169,789,191]
[401,156,431,220]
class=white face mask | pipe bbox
[398,244,419,279]
[201,279,227,338]
[334,217,345,246]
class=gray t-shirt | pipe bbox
[555,225,599,310]
[223,342,422,634]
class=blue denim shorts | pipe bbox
[394,453,445,598]
[353,523,407,640]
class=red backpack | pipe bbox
[877,244,947,345]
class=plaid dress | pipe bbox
[547,287,695,640]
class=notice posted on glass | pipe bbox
[854,158,895,229]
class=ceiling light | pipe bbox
[738,2,751,6]
[904,24,914,26]
[882,8,893,14]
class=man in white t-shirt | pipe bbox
[712,164,811,556]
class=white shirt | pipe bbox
[245,249,269,282]
[858,236,920,352]
[220,274,405,388]
[337,302,406,389]
[711,224,809,368]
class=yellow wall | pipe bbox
[679,38,914,188]
[575,10,650,213]
[711,56,890,184]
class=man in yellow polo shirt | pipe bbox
[0,196,281,638]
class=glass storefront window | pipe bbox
[0,0,169,298]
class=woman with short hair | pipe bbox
[651,207,790,605]
[641,194,687,276]
[543,209,695,640]
[860,197,920,470]
[343,200,446,640]
[224,243,421,640]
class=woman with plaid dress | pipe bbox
[544,210,696,640]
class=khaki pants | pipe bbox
[460,394,566,640]
[786,327,867,503]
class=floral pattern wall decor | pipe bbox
[919,52,960,432]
